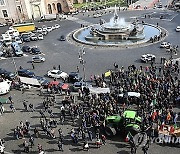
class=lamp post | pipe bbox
[78,46,86,82]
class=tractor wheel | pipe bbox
[105,125,116,137]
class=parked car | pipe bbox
[31,47,41,55]
[60,35,65,41]
[4,71,16,81]
[73,81,91,92]
[18,69,35,78]
[47,26,52,32]
[22,45,31,53]
[176,26,180,32]
[68,72,82,83]
[38,34,44,40]
[32,55,45,63]
[55,24,60,29]
[21,34,30,42]
[11,42,23,57]
[14,36,22,44]
[160,42,171,48]
[0,68,7,77]
[30,34,38,41]
[42,30,48,36]
[33,76,49,88]
[141,54,156,63]
[47,69,68,80]
[37,28,43,33]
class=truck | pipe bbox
[41,14,57,21]
[105,110,142,137]
[13,23,35,33]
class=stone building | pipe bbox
[0,0,29,23]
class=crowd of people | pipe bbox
[0,56,180,154]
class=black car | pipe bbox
[18,69,35,78]
[68,72,82,83]
[4,71,16,80]
[31,47,41,55]
[21,34,30,42]
[0,68,7,77]
[22,45,31,53]
[60,35,66,41]
[33,76,49,88]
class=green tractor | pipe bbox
[105,110,142,137]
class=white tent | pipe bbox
[0,80,11,95]
[119,92,140,98]
[88,87,110,94]
[20,77,40,87]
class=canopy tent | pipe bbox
[88,87,110,94]
[20,77,40,87]
[119,92,141,98]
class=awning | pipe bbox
[119,92,140,98]
[88,87,110,94]
[20,77,40,86]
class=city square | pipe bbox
[0,0,180,154]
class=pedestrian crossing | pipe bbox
[66,16,92,25]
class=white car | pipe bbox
[38,34,44,40]
[37,28,43,33]
[52,26,56,30]
[160,42,171,48]
[32,55,45,63]
[47,27,52,32]
[176,26,180,32]
[14,37,22,44]
[47,70,68,80]
[55,24,60,29]
[141,54,156,63]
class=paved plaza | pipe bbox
[0,3,180,154]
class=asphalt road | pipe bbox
[0,7,180,154]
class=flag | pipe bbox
[105,71,111,77]
[125,132,133,142]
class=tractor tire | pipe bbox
[105,125,116,137]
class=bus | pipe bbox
[13,23,35,33]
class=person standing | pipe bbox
[23,100,28,111]
[32,62,35,69]
[57,139,63,151]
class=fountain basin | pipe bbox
[72,23,161,47]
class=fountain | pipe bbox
[72,6,163,47]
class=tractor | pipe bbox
[105,110,142,137]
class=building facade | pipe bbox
[0,0,29,23]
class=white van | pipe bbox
[6,28,19,38]
[41,14,57,21]
[2,34,12,46]
[0,80,12,95]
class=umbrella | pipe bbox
[48,81,60,88]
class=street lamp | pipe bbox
[78,46,86,81]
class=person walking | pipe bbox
[29,136,34,147]
[23,100,28,111]
[32,62,35,69]
[57,139,63,151]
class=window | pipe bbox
[52,3,56,10]
[0,0,5,5]
[2,10,8,17]
[17,6,22,13]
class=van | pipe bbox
[41,14,57,21]
[6,28,19,38]
[11,42,23,57]
[2,34,12,46]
